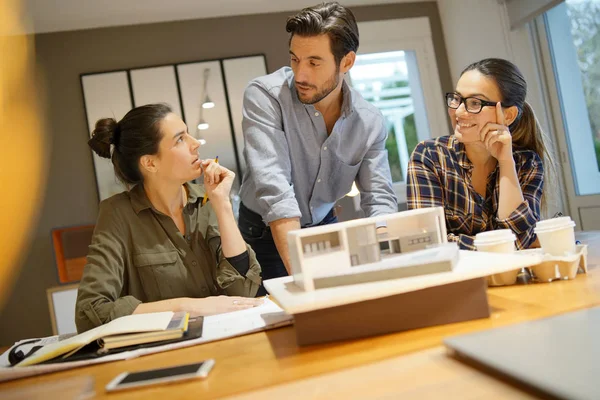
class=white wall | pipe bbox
[437,0,565,217]
[437,0,514,82]
[437,0,546,127]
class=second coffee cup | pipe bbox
[534,217,576,256]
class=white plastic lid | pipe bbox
[534,217,576,233]
[473,229,516,246]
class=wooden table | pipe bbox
[2,232,599,399]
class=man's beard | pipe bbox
[296,67,341,105]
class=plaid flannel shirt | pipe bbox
[407,135,544,250]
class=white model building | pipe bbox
[287,207,457,291]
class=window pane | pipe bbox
[566,0,600,172]
[545,1,600,195]
[348,51,429,183]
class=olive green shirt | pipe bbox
[75,183,261,333]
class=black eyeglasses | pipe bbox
[445,92,505,114]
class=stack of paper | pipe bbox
[98,311,189,351]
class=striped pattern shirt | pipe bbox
[407,135,543,250]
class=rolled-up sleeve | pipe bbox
[215,246,261,297]
[357,113,398,216]
[75,203,141,333]
[447,233,476,251]
[205,216,261,298]
[242,83,301,223]
[494,154,544,249]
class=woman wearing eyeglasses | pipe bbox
[407,58,555,250]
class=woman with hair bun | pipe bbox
[407,58,556,250]
[76,103,262,333]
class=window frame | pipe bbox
[530,2,600,229]
[355,17,449,204]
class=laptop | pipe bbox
[444,307,600,400]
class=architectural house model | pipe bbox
[287,207,457,291]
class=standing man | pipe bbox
[238,2,397,289]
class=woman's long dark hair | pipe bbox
[461,58,557,214]
[88,103,172,186]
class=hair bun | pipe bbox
[88,118,118,159]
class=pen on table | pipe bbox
[201,156,218,206]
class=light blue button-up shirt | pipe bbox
[239,67,397,227]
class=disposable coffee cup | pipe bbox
[474,230,518,286]
[473,230,516,253]
[534,217,576,256]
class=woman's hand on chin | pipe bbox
[185,296,264,316]
[479,102,514,164]
[201,159,235,206]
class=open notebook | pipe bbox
[1,298,292,381]
[16,312,180,367]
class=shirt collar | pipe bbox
[449,135,472,170]
[130,184,151,214]
[450,136,501,175]
[291,76,355,118]
[340,79,354,118]
[130,182,204,214]
[185,182,204,204]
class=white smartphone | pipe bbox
[105,359,215,392]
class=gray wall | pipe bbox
[0,2,451,346]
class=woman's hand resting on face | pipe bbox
[201,159,235,206]
[479,102,514,164]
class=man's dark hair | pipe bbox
[286,2,359,65]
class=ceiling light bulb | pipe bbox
[202,95,214,109]
[197,119,209,130]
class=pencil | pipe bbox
[202,156,218,206]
